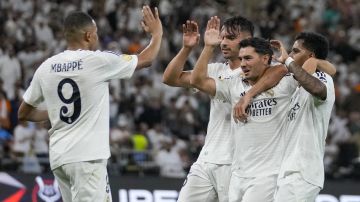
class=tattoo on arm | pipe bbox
[288,62,327,100]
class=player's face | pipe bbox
[239,47,268,83]
[220,28,250,60]
[289,40,312,66]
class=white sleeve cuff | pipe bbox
[285,57,294,67]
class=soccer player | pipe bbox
[271,33,335,202]
[18,6,162,202]
[190,16,300,202]
[163,16,286,202]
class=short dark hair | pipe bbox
[63,11,94,41]
[239,37,273,64]
[295,32,329,59]
[223,16,254,37]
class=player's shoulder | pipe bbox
[209,61,229,69]
[208,62,230,76]
[313,71,333,85]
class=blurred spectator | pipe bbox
[155,138,186,178]
[33,122,49,172]
[11,121,34,159]
[110,117,132,153]
[0,88,12,131]
[0,47,21,100]
[131,123,150,164]
[147,123,168,153]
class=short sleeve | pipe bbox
[97,51,138,81]
[313,72,334,104]
[23,69,44,107]
[279,73,299,95]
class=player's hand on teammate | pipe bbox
[141,6,163,36]
[302,57,318,74]
[270,40,289,64]
[182,20,200,49]
[233,94,251,123]
[204,16,221,47]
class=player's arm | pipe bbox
[190,16,221,96]
[136,6,163,70]
[233,65,288,122]
[317,59,336,76]
[302,58,336,76]
[271,40,327,100]
[287,59,327,100]
[163,21,200,88]
[18,102,48,122]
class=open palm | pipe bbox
[204,16,221,46]
[183,21,200,48]
[270,40,289,63]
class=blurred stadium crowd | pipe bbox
[0,0,359,179]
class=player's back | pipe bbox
[31,50,137,169]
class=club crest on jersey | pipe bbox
[122,54,133,61]
[218,75,232,80]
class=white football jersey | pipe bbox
[23,50,137,170]
[215,74,298,177]
[279,72,335,188]
[197,62,242,164]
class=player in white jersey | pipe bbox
[18,7,162,202]
[163,17,286,202]
[190,16,301,201]
[269,33,336,202]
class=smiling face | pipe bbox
[239,46,269,84]
[220,28,251,60]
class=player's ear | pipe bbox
[309,52,315,58]
[84,31,92,42]
[263,54,270,65]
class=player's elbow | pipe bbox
[18,110,28,122]
[313,85,327,100]
[136,60,152,70]
[190,76,201,89]
[162,74,173,86]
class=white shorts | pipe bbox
[274,172,320,202]
[53,159,112,202]
[177,161,231,202]
[229,173,277,202]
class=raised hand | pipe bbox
[204,16,221,47]
[182,20,200,49]
[141,6,163,36]
[270,40,289,64]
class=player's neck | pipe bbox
[228,59,241,70]
[67,42,90,51]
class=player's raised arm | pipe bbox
[190,16,221,96]
[162,20,200,88]
[136,6,163,70]
[271,39,327,100]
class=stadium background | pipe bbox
[0,0,359,201]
